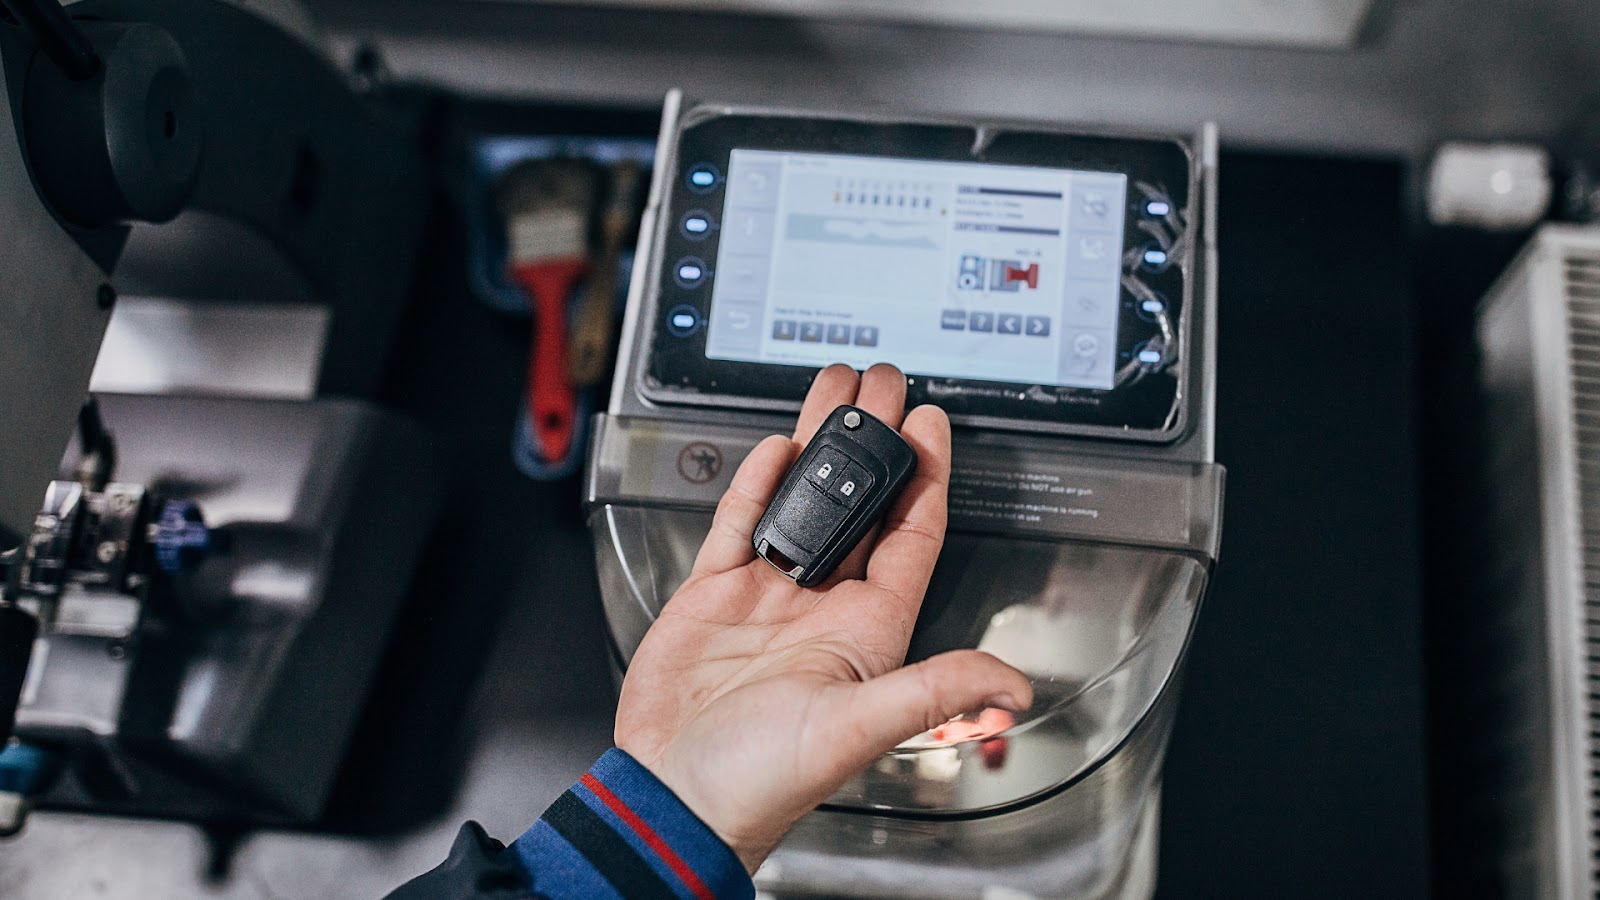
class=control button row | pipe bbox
[940,310,1050,337]
[772,321,878,346]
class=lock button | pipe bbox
[828,463,873,510]
[804,447,850,492]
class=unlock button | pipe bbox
[828,463,873,510]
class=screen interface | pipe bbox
[701,150,1129,390]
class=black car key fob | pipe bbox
[752,404,918,587]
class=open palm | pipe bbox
[615,364,1033,872]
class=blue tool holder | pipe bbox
[464,134,655,481]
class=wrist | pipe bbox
[518,748,755,898]
[620,741,777,875]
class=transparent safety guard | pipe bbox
[591,502,1209,814]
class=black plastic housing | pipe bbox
[752,405,917,587]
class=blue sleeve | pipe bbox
[504,748,755,900]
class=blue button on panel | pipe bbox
[1143,247,1169,268]
[673,257,708,288]
[687,164,721,194]
[1138,348,1163,364]
[666,305,702,337]
[1146,200,1172,217]
[1137,295,1168,323]
[681,211,713,240]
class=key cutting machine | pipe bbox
[585,93,1223,899]
[0,0,441,834]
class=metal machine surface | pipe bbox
[11,394,443,825]
[587,93,1222,898]
[0,0,440,832]
[0,0,429,541]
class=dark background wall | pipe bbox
[1161,153,1427,897]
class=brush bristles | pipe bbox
[496,158,598,217]
[508,210,589,263]
[496,157,600,265]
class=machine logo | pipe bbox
[677,442,723,484]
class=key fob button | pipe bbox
[829,463,873,510]
[804,447,850,492]
[775,482,843,553]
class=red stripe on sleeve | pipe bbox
[579,772,717,900]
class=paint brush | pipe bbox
[495,158,599,463]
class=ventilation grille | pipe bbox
[1564,247,1600,896]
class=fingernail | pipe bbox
[984,693,1026,712]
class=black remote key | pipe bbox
[752,405,918,587]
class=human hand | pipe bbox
[614,363,1034,873]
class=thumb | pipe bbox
[835,650,1033,763]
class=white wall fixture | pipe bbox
[1427,142,1553,231]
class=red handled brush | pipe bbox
[496,159,600,464]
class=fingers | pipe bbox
[829,650,1033,767]
[864,404,951,608]
[852,363,908,430]
[793,364,859,446]
[690,434,799,578]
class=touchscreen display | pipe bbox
[644,112,1193,437]
[701,150,1129,391]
